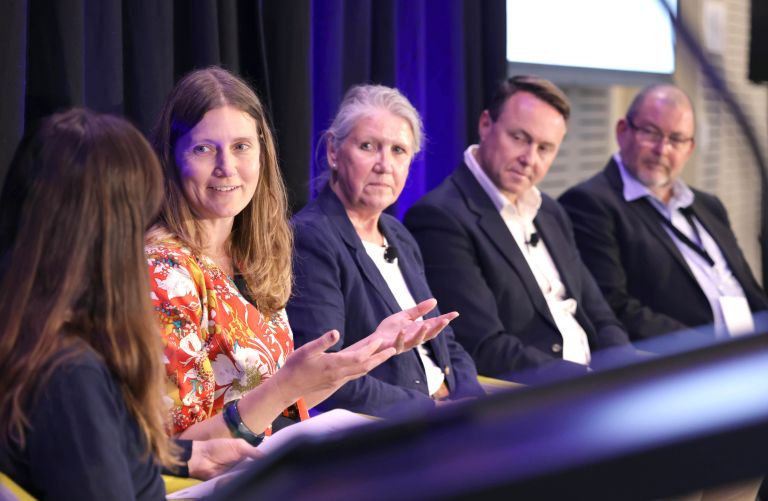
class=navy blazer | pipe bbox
[559,158,768,340]
[286,186,483,416]
[404,163,630,378]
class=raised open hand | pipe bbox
[277,301,458,409]
[275,329,397,405]
[368,298,459,354]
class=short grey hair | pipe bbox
[324,84,424,158]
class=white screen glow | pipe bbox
[506,0,677,74]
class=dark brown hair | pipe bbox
[149,67,292,314]
[487,75,571,122]
[0,108,177,467]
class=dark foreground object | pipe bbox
[210,329,768,500]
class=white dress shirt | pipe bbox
[464,146,591,364]
[362,239,446,395]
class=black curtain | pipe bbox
[0,0,504,213]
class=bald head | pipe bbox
[626,84,695,132]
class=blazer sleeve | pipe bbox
[405,202,556,376]
[287,220,436,416]
[559,186,689,339]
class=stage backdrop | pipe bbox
[0,0,505,216]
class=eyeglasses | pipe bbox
[626,117,694,151]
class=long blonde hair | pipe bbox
[149,67,292,314]
[0,109,178,467]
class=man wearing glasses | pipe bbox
[559,84,768,342]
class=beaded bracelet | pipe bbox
[222,398,265,446]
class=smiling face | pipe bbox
[475,91,566,204]
[174,105,261,226]
[327,108,415,217]
[616,88,695,202]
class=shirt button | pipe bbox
[444,366,451,376]
[414,379,422,384]
[551,343,562,353]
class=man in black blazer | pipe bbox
[404,76,631,379]
[559,84,768,342]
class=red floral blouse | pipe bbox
[146,239,308,435]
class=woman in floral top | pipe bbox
[147,67,457,441]
[146,241,301,434]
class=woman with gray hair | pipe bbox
[287,85,484,417]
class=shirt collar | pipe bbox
[614,152,694,210]
[464,145,542,221]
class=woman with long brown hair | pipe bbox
[147,67,456,442]
[0,108,175,499]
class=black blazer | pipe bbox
[286,186,483,417]
[404,163,630,377]
[558,158,768,341]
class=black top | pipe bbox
[0,347,165,500]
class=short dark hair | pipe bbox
[487,75,571,122]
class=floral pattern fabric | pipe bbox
[146,240,307,435]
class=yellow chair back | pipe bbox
[0,473,35,501]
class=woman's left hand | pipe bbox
[364,298,459,354]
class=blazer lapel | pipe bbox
[453,165,558,328]
[317,186,403,315]
[380,220,430,308]
[534,209,577,294]
[604,159,699,281]
[381,220,450,368]
[687,199,752,287]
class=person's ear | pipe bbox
[683,137,696,158]
[326,136,338,170]
[616,118,630,149]
[478,110,492,142]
